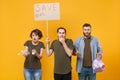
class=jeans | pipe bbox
[78,67,96,80]
[24,68,42,80]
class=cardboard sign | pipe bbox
[34,3,60,20]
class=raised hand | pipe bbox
[59,36,65,44]
[46,37,50,44]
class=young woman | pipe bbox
[23,29,45,80]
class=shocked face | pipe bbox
[57,29,66,39]
[83,26,91,37]
[31,32,39,43]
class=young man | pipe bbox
[46,27,74,80]
[23,29,45,80]
[74,23,103,80]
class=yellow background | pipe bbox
[0,0,120,80]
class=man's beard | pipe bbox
[83,32,91,37]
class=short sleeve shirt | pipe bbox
[50,39,74,74]
[24,40,45,69]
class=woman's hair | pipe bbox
[30,29,43,39]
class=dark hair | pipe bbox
[57,27,66,33]
[83,23,91,28]
[30,29,43,39]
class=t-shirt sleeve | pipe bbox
[67,39,74,50]
[40,42,45,49]
[24,41,29,46]
[50,41,54,51]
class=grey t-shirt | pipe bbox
[50,39,74,74]
[24,40,45,69]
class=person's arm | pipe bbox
[73,49,81,56]
[46,37,53,57]
[61,41,73,57]
[97,39,103,59]
[73,38,81,56]
[60,38,73,57]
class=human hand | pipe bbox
[97,54,102,60]
[46,37,50,44]
[59,36,65,44]
[21,49,30,56]
[76,50,81,56]
[32,49,37,55]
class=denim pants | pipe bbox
[78,67,96,80]
[24,68,42,80]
